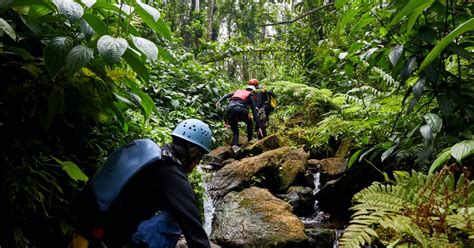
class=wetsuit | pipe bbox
[218,90,260,146]
[71,145,210,248]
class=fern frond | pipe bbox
[360,60,399,88]
[342,170,474,247]
[379,215,428,245]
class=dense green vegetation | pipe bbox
[0,0,472,247]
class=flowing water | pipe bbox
[301,172,331,227]
[200,167,215,236]
[199,168,345,246]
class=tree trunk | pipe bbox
[207,0,215,40]
[195,0,200,11]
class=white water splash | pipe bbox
[301,172,330,227]
[198,167,215,236]
[313,172,321,195]
[333,229,343,248]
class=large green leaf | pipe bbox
[122,49,149,82]
[44,36,74,78]
[339,8,361,29]
[82,13,107,35]
[418,18,474,73]
[115,3,134,15]
[451,140,474,163]
[122,77,157,117]
[52,0,84,22]
[131,36,158,61]
[27,5,53,21]
[97,35,128,64]
[91,1,122,13]
[347,149,363,169]
[79,19,94,37]
[65,44,94,74]
[335,0,349,9]
[428,148,451,175]
[389,45,404,66]
[0,18,16,41]
[52,156,89,182]
[6,0,52,9]
[135,4,171,40]
[80,0,95,8]
[347,149,364,170]
[158,47,175,63]
[388,0,433,27]
[423,113,442,134]
[136,0,160,21]
[406,8,423,35]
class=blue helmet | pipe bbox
[171,119,212,152]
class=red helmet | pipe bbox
[248,78,259,87]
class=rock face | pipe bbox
[211,187,307,247]
[278,186,315,216]
[201,146,234,170]
[319,158,347,176]
[208,147,290,197]
[237,134,281,159]
[279,147,308,190]
[208,146,309,197]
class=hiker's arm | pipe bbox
[217,93,233,104]
[248,97,260,129]
[156,164,211,248]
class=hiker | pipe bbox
[69,119,213,248]
[248,79,277,138]
[215,85,261,152]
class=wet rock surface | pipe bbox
[211,187,307,247]
[204,137,350,247]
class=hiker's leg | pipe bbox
[227,108,239,146]
[131,211,182,248]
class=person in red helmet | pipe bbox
[247,79,277,139]
[248,78,259,87]
[216,85,261,152]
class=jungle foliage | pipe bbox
[0,0,230,246]
[0,0,473,247]
[340,168,474,247]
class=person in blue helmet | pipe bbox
[70,119,213,248]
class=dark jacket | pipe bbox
[72,146,210,248]
[254,89,276,110]
[218,91,260,129]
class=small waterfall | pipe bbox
[313,172,321,195]
[302,172,330,227]
[199,167,215,236]
[333,229,343,248]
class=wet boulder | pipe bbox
[319,158,347,176]
[207,147,290,197]
[278,186,314,216]
[237,134,281,159]
[201,146,234,170]
[211,187,307,247]
[208,146,234,160]
[279,147,308,190]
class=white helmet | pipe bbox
[246,85,256,92]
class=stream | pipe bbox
[200,167,345,247]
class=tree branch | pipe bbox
[260,3,334,27]
[201,47,285,63]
